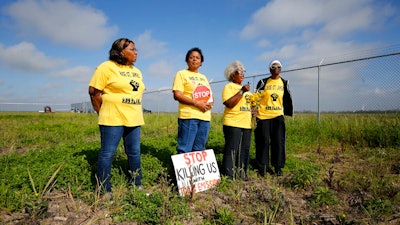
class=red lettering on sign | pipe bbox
[183,151,208,165]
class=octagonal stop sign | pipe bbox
[192,85,212,102]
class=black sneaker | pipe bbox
[266,167,275,175]
[275,168,283,176]
[258,170,265,177]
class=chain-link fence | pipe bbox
[142,51,400,116]
[1,51,399,116]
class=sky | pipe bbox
[0,0,399,112]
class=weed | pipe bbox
[323,166,335,189]
[310,186,338,207]
[362,197,394,222]
[25,163,63,220]
[288,167,318,190]
[214,207,235,225]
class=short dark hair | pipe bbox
[185,47,204,63]
[109,38,134,65]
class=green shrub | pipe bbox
[310,186,338,206]
[287,165,319,190]
[214,207,235,225]
[362,197,394,221]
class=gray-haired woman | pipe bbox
[221,60,252,181]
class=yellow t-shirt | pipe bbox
[257,78,284,120]
[222,82,252,129]
[89,60,145,126]
[172,69,212,121]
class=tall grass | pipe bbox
[286,113,400,150]
[0,112,399,224]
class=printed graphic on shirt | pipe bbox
[271,93,278,101]
[120,72,142,105]
[130,80,140,91]
[188,75,207,83]
[119,71,141,78]
[122,97,141,104]
[266,105,282,110]
[265,84,284,91]
[239,93,251,111]
[265,82,283,107]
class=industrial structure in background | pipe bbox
[70,101,94,113]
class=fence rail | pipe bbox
[1,51,399,116]
[142,51,400,114]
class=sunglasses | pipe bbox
[270,65,281,70]
[235,70,246,75]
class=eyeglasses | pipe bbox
[235,70,246,75]
[270,65,281,70]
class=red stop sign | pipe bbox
[192,85,211,102]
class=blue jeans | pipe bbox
[97,125,142,193]
[177,119,210,154]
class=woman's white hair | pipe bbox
[224,60,245,82]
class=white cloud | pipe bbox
[257,44,299,62]
[240,0,322,39]
[256,39,270,48]
[240,0,381,39]
[49,66,93,83]
[0,42,66,72]
[147,59,174,79]
[3,0,117,49]
[135,31,168,59]
[242,0,397,68]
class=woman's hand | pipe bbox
[251,108,258,116]
[241,82,250,92]
[195,101,212,112]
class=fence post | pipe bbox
[318,58,324,124]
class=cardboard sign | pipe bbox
[171,149,220,196]
[192,85,213,103]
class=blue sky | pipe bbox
[0,0,399,112]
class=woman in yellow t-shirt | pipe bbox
[221,60,252,181]
[172,47,214,154]
[89,38,145,195]
[254,60,293,177]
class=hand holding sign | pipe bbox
[192,85,213,112]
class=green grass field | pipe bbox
[0,112,399,224]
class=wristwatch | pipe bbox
[239,90,244,95]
